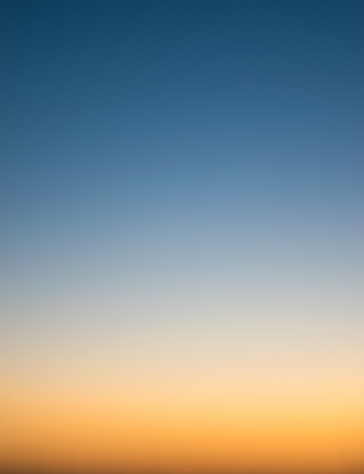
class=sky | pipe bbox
[1,1,364,472]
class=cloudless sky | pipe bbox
[1,1,363,470]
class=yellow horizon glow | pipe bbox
[2,375,364,473]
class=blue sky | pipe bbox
[1,0,363,413]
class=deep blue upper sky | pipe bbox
[2,0,363,257]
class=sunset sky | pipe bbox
[1,1,363,472]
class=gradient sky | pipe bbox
[1,1,364,471]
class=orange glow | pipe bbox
[1,379,364,473]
